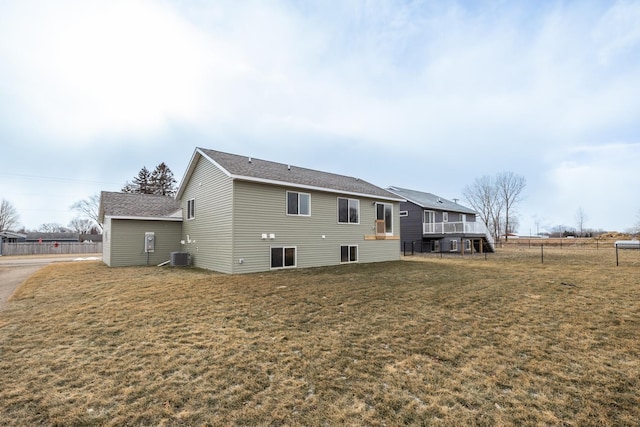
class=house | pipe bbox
[0,231,27,256]
[386,186,494,253]
[99,192,182,267]
[100,147,404,273]
[0,231,26,243]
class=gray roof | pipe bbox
[178,148,403,201]
[99,191,182,222]
[387,186,477,215]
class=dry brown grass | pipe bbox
[1,247,639,426]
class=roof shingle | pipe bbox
[387,186,477,214]
[99,191,181,221]
[198,148,402,200]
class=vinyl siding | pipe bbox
[108,219,182,267]
[231,180,400,274]
[180,156,234,273]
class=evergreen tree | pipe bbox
[150,162,177,196]
[121,164,177,196]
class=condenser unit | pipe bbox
[170,251,190,266]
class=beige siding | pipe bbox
[102,217,112,266]
[108,219,182,267]
[231,181,400,274]
[180,156,234,273]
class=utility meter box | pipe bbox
[144,232,155,253]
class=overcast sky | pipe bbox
[1,0,639,234]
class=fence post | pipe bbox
[541,244,544,264]
[616,244,619,267]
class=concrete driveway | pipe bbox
[0,254,101,309]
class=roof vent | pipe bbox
[437,198,443,203]
[287,165,291,171]
[248,157,252,163]
[453,198,459,204]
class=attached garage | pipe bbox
[99,192,183,267]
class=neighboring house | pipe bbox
[99,192,182,267]
[0,231,27,256]
[176,148,404,274]
[100,147,404,273]
[0,231,27,243]
[386,186,495,253]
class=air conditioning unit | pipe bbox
[170,251,190,266]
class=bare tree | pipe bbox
[463,175,499,240]
[70,194,102,232]
[38,223,68,233]
[495,172,526,241]
[0,199,20,231]
[68,217,95,234]
[575,207,588,237]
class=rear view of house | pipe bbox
[387,186,495,254]
[100,147,404,273]
[177,148,404,274]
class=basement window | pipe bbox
[271,247,296,269]
[340,245,358,263]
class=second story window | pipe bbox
[187,199,195,220]
[287,191,310,216]
[338,197,359,224]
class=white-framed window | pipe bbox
[376,202,393,235]
[465,239,471,251]
[450,239,458,251]
[287,191,310,216]
[340,245,358,263]
[432,240,440,252]
[187,199,195,220]
[461,214,466,222]
[400,210,408,217]
[442,212,448,222]
[271,246,296,269]
[338,197,359,224]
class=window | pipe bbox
[338,198,359,224]
[376,203,393,234]
[450,239,458,251]
[465,239,471,251]
[271,247,296,269]
[187,199,195,220]
[400,210,408,217]
[287,191,310,216]
[340,245,358,263]
[432,240,440,252]
[442,212,448,222]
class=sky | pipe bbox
[1,0,639,234]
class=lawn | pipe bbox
[1,248,639,426]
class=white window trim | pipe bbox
[186,198,195,220]
[337,197,360,224]
[450,239,458,252]
[465,239,471,251]
[340,244,358,263]
[442,212,448,223]
[270,246,297,270]
[376,202,394,236]
[286,191,311,217]
[399,210,408,217]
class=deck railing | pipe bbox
[423,221,488,235]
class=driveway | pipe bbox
[0,254,101,309]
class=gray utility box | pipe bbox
[170,252,190,266]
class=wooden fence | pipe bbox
[0,242,102,256]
